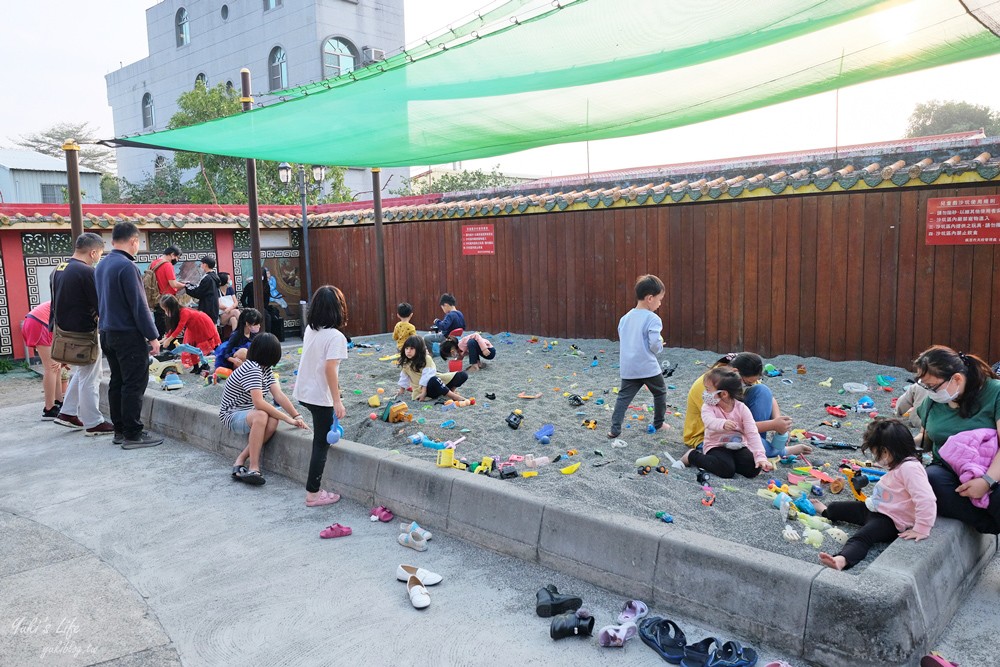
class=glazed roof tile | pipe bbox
[3,132,999,230]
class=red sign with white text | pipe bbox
[926,196,1000,245]
[462,224,495,255]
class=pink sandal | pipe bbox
[306,490,341,507]
[370,505,394,522]
[319,523,352,538]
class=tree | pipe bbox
[118,163,188,204]
[904,100,1000,138]
[11,121,116,174]
[393,165,524,196]
[167,81,351,205]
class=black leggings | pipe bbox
[466,340,496,366]
[426,371,468,399]
[822,501,899,568]
[688,446,762,479]
[300,401,333,493]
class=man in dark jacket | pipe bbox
[96,222,163,449]
[52,233,115,436]
[185,255,221,324]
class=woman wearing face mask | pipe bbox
[214,308,263,371]
[914,345,1000,534]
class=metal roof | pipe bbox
[0,149,100,174]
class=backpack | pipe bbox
[143,258,168,309]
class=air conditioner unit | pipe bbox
[362,47,385,65]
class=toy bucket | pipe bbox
[448,359,463,372]
[436,449,455,468]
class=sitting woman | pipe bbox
[683,352,810,458]
[214,308,262,371]
[217,272,239,332]
[914,345,1000,534]
[160,295,221,374]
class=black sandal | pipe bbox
[231,464,247,478]
[236,469,266,486]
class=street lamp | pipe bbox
[278,162,325,305]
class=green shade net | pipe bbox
[110,0,1000,168]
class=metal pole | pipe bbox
[299,165,312,302]
[62,139,84,239]
[240,68,267,327]
[371,168,388,333]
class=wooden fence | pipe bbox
[309,183,999,368]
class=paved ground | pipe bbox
[1,399,996,666]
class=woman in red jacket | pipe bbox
[160,295,221,373]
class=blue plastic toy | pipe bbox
[793,493,817,516]
[326,414,344,444]
[171,343,209,364]
[440,419,456,429]
[408,431,446,450]
[534,424,554,442]
[856,395,875,410]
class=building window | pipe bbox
[221,4,229,20]
[226,80,234,91]
[268,46,287,91]
[176,8,190,47]
[263,0,282,10]
[141,93,155,128]
[322,37,357,79]
[195,73,207,88]
[40,185,62,204]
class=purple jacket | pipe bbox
[939,428,998,509]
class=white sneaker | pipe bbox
[407,575,430,609]
[399,520,432,541]
[398,530,428,552]
[396,564,442,586]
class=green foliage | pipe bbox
[100,174,122,203]
[156,81,352,205]
[0,358,14,374]
[392,165,523,196]
[11,121,116,174]
[904,100,1000,138]
[118,163,189,204]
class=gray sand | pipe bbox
[178,333,915,571]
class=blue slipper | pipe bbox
[706,640,758,667]
[639,617,687,664]
[681,637,721,667]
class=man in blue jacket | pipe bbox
[96,222,163,449]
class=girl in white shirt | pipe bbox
[293,286,349,507]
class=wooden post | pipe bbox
[62,139,84,239]
[372,168,388,333]
[240,68,267,326]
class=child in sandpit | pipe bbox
[682,352,809,458]
[396,335,468,403]
[812,419,936,570]
[393,302,416,351]
[680,367,773,478]
[607,275,668,439]
[423,293,465,350]
[439,331,496,371]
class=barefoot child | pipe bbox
[221,333,308,485]
[813,419,936,570]
[439,331,496,371]
[608,275,667,439]
[396,336,468,402]
[681,368,773,478]
[293,286,349,507]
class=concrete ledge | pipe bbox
[539,505,666,601]
[447,473,544,562]
[652,528,819,655]
[114,386,997,666]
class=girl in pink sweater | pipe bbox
[680,368,773,478]
[439,332,496,371]
[813,419,937,570]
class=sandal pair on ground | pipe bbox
[398,520,432,551]
[537,584,648,647]
[639,617,759,667]
[396,564,442,609]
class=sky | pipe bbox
[3,0,1000,178]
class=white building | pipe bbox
[105,0,407,196]
[0,150,103,204]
